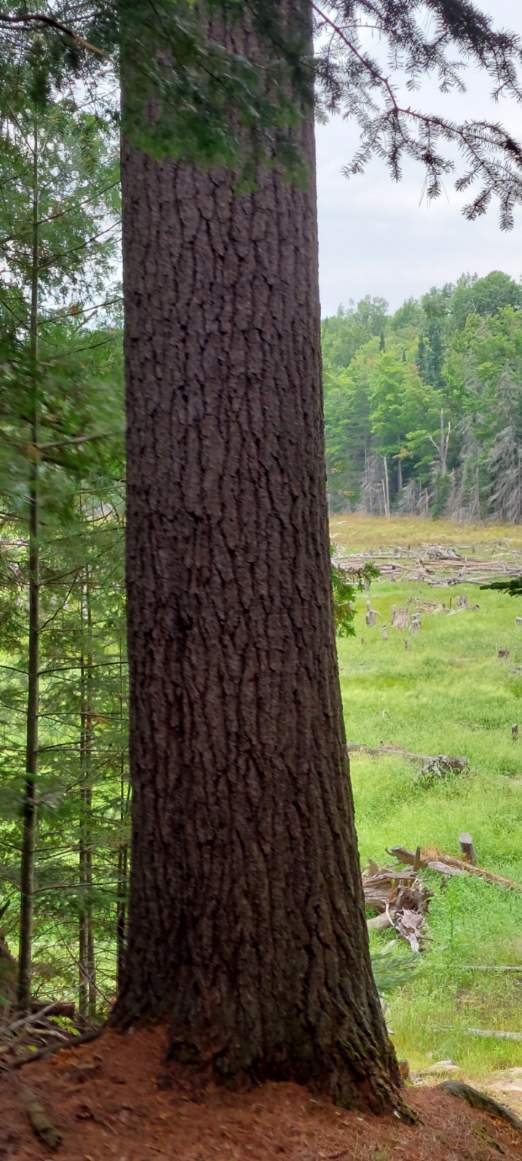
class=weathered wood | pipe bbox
[459,1028,522,1042]
[347,742,468,768]
[441,1080,522,1136]
[459,833,476,865]
[362,864,429,950]
[367,912,393,932]
[335,547,522,589]
[362,866,416,913]
[389,846,521,891]
[2,1002,68,1036]
[391,606,409,630]
[7,1026,103,1071]
[388,847,418,865]
[30,1001,75,1019]
[426,860,462,877]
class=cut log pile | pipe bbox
[363,835,521,953]
[335,544,522,588]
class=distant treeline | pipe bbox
[322,271,522,522]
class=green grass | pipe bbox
[331,513,522,554]
[335,518,522,1079]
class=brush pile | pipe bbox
[363,861,430,952]
[363,839,521,953]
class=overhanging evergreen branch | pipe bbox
[313,0,522,226]
[0,10,106,57]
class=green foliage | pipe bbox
[370,945,418,996]
[331,558,379,637]
[0,67,125,1008]
[323,272,522,522]
[2,0,522,221]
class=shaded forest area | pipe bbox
[323,271,522,521]
[0,91,125,1020]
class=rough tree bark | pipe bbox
[114,1,401,1113]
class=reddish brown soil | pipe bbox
[1,1027,521,1161]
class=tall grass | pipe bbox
[331,513,522,553]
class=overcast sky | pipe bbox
[316,0,522,315]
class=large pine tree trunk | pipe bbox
[115,3,401,1113]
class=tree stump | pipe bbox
[459,833,476,865]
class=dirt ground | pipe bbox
[1,1027,522,1161]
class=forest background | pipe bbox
[323,270,522,522]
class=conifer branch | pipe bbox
[0,10,106,58]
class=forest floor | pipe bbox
[2,1025,522,1160]
[332,515,522,1094]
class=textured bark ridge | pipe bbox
[115,4,401,1113]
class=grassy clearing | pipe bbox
[335,516,522,1078]
[331,513,522,554]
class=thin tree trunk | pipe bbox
[115,2,401,1113]
[116,838,128,992]
[18,121,40,1012]
[116,635,129,992]
[383,457,391,517]
[79,559,96,1022]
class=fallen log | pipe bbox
[1,1003,71,1037]
[362,865,417,913]
[438,1027,522,1043]
[441,1080,522,1137]
[463,1028,522,1042]
[388,846,521,891]
[30,1001,75,1020]
[367,912,393,933]
[458,965,522,973]
[6,1026,103,1071]
[362,863,430,950]
[425,860,462,877]
[347,742,468,768]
